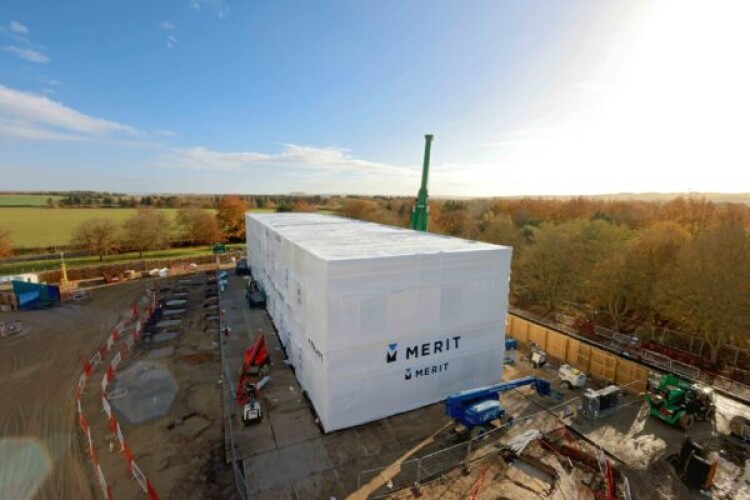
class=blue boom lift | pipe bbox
[445,376,551,439]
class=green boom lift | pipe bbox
[410,134,434,232]
[644,373,715,430]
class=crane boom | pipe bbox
[410,134,434,232]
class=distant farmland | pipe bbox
[0,208,195,248]
[0,194,64,206]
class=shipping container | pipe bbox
[246,213,512,432]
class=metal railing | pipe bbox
[216,271,250,500]
[355,392,587,498]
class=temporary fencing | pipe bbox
[508,311,750,405]
[355,393,592,499]
[215,271,251,500]
[73,287,161,499]
[507,314,650,393]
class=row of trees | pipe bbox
[339,196,750,365]
[49,192,332,210]
[70,195,253,259]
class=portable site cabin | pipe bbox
[246,213,512,432]
[11,280,61,310]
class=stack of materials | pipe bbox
[246,213,512,432]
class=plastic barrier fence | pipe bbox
[74,288,161,499]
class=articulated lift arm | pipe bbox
[445,376,551,431]
[236,334,268,404]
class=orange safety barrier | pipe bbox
[75,297,163,500]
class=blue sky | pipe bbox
[0,1,748,195]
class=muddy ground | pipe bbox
[98,272,235,498]
[0,271,236,500]
[0,280,150,499]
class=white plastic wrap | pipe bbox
[246,213,512,432]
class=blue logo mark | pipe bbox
[387,343,398,363]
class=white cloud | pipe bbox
[5,45,49,63]
[157,144,416,178]
[166,35,177,49]
[0,84,139,141]
[10,21,28,36]
[189,0,229,19]
[161,21,176,30]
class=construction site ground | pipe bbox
[0,280,152,499]
[220,273,750,500]
[3,270,750,499]
[0,269,238,499]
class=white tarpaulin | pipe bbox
[246,213,512,432]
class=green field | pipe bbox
[0,208,189,248]
[0,194,63,206]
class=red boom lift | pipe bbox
[236,334,269,424]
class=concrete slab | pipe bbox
[243,439,333,494]
[352,422,404,458]
[292,468,347,499]
[231,413,278,459]
[147,347,175,359]
[165,299,187,307]
[153,332,179,344]
[156,319,182,328]
[110,361,176,425]
[270,407,321,449]
[163,308,186,316]
[255,484,296,500]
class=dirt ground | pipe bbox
[0,280,151,499]
[97,272,235,498]
[4,271,750,500]
[0,271,236,500]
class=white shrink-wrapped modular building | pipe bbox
[246,213,512,432]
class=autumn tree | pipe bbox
[71,218,120,261]
[342,199,380,221]
[517,219,630,312]
[122,208,172,257]
[515,222,581,311]
[479,213,522,248]
[0,228,13,258]
[624,222,690,324]
[176,208,224,245]
[292,200,316,212]
[216,195,250,241]
[659,197,717,238]
[658,219,750,364]
[434,210,477,238]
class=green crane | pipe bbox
[410,134,434,232]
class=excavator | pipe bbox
[445,376,552,439]
[236,334,269,425]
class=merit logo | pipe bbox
[386,336,461,365]
[404,362,449,381]
[386,343,398,363]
